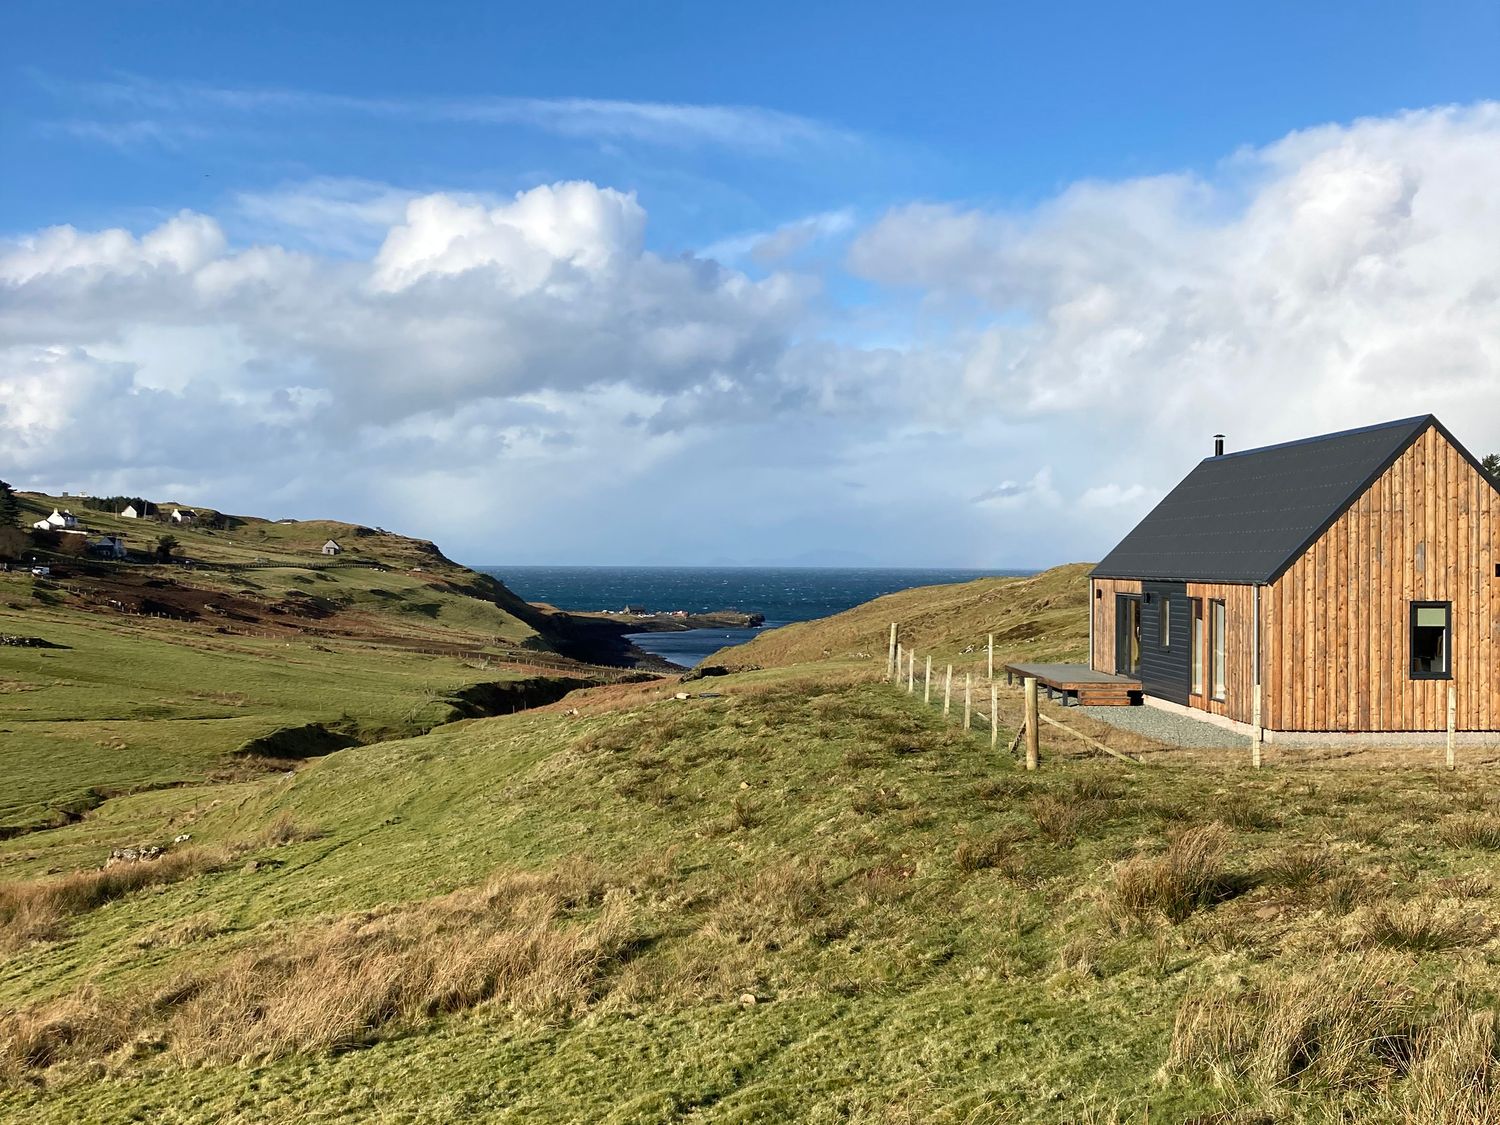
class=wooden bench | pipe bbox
[1003,662,1142,707]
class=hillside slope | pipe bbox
[0,493,654,834]
[3,666,1498,1122]
[705,562,1091,672]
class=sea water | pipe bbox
[474,565,1035,668]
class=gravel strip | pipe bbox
[1077,704,1251,750]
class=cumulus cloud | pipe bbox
[850,104,1500,451]
[5,104,1500,564]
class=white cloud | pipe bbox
[48,75,858,155]
[6,104,1500,565]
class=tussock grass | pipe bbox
[1109,824,1237,925]
[1168,962,1500,1121]
[1357,901,1487,953]
[1261,846,1340,891]
[0,846,235,950]
[1030,794,1083,843]
[1440,815,1500,850]
[0,860,633,1078]
[952,834,1016,874]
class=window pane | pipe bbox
[1416,607,1447,628]
[1212,601,1227,699]
[1410,602,1450,678]
[1191,601,1204,694]
[1160,598,1171,648]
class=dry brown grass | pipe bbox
[1168,960,1500,1121]
[952,834,1017,874]
[1109,823,1236,925]
[0,846,235,951]
[1030,794,1083,843]
[1356,900,1489,953]
[0,859,633,1079]
[1440,814,1500,850]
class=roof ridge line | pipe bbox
[1208,414,1433,461]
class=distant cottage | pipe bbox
[121,505,141,519]
[321,539,342,556]
[90,535,127,560]
[171,508,197,525]
[1090,415,1500,736]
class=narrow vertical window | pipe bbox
[1191,600,1204,695]
[1211,600,1227,701]
[1409,602,1452,679]
[1159,597,1171,649]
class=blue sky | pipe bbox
[3,2,1499,564]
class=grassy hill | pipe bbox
[3,661,1499,1121]
[0,493,647,835]
[705,563,1092,673]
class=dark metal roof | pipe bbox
[1092,415,1441,584]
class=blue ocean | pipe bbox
[475,566,1035,668]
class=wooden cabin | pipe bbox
[1090,415,1500,734]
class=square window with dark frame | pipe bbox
[1410,601,1452,679]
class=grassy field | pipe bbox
[703,564,1092,672]
[4,547,1499,1122]
[0,494,613,836]
[3,664,1499,1120]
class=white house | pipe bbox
[45,509,79,530]
[171,508,197,525]
[321,539,342,556]
[121,505,141,519]
[31,517,51,531]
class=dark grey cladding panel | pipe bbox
[1092,416,1435,584]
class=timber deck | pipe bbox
[1003,662,1142,707]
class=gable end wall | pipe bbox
[1262,424,1500,731]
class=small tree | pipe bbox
[156,534,179,562]
[0,481,20,528]
[1482,453,1500,480]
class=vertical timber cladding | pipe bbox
[1089,578,1142,674]
[1184,582,1257,724]
[1265,424,1500,732]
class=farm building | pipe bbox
[170,508,197,524]
[1089,415,1500,736]
[321,539,342,556]
[121,504,141,519]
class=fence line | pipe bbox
[884,622,1158,771]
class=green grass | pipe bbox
[705,563,1092,673]
[4,667,1499,1122]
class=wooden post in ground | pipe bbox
[1251,684,1263,769]
[987,634,994,681]
[887,623,897,681]
[896,643,903,687]
[1447,683,1457,771]
[907,650,915,694]
[944,665,953,717]
[1024,676,1040,771]
[990,683,999,749]
[924,655,932,704]
[964,673,972,731]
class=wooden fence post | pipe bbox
[896,643,903,686]
[990,683,999,749]
[1447,684,1457,771]
[964,673,972,731]
[907,650,915,694]
[987,634,994,681]
[944,665,953,717]
[924,655,932,704]
[1251,684,1263,769]
[1024,677,1040,771]
[887,623,897,681]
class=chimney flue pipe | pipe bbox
[1214,434,1225,457]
